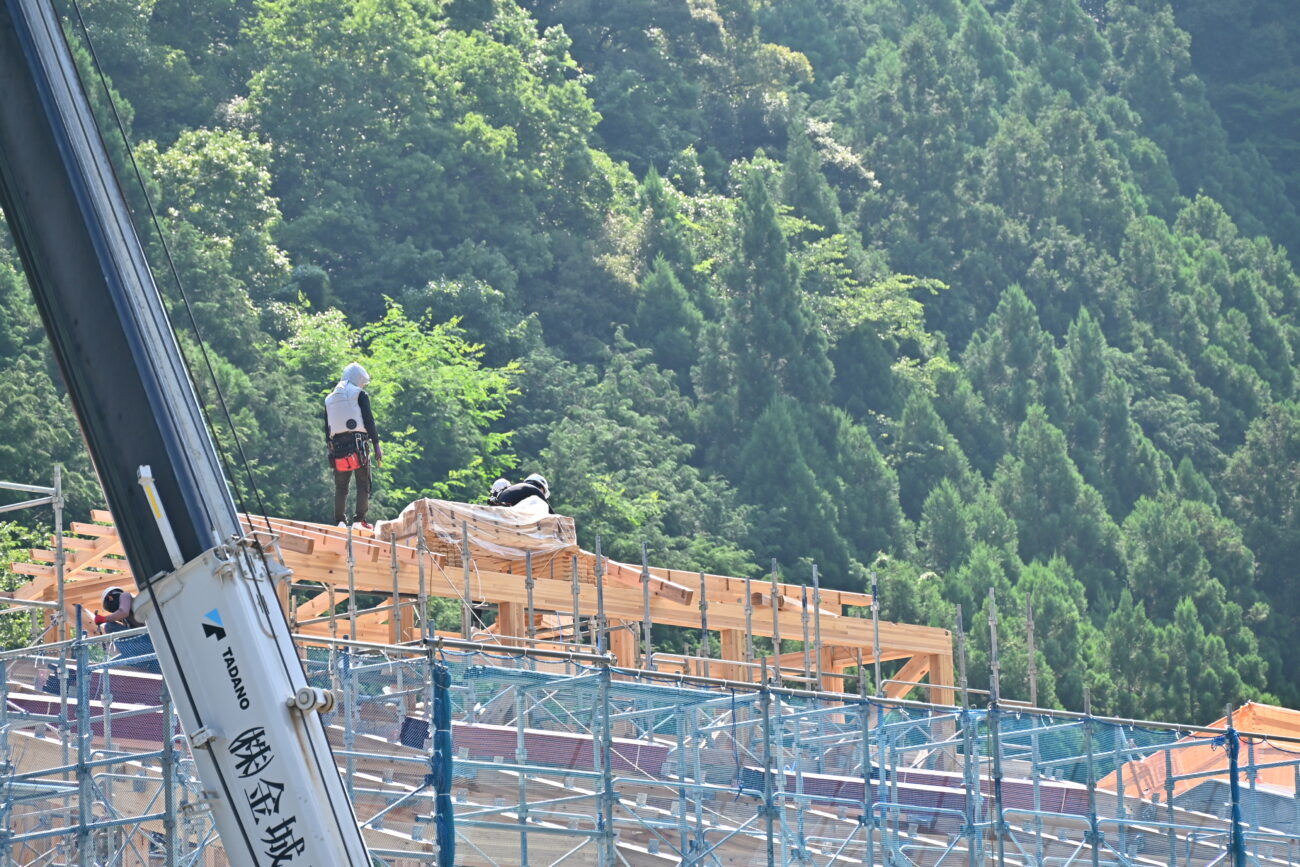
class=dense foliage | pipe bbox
[1,0,1299,722]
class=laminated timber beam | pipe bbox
[14,508,955,695]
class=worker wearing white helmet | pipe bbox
[487,477,512,505]
[491,473,553,514]
[92,585,158,669]
[94,585,142,632]
[325,362,382,528]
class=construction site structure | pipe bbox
[2,476,1300,865]
[6,0,1297,859]
[12,498,957,703]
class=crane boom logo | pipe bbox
[202,609,226,641]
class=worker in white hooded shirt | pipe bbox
[324,362,382,528]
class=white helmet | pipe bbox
[490,478,510,495]
[525,473,549,498]
[102,586,125,606]
[340,362,370,388]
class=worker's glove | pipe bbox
[93,613,107,625]
[373,444,383,466]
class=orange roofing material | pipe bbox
[1099,702,1300,801]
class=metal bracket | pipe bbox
[179,793,219,816]
[288,686,337,714]
[189,726,216,749]
[214,560,237,582]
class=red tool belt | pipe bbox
[330,434,368,471]
[333,453,362,472]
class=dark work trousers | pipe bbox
[333,461,372,524]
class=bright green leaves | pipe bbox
[533,344,753,575]
[138,128,289,302]
[0,521,55,650]
[279,303,519,505]
[247,0,610,314]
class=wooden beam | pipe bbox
[273,556,950,656]
[600,558,694,605]
[882,654,931,700]
[680,570,872,613]
[70,521,115,537]
[11,510,954,692]
[292,588,337,622]
[749,589,836,617]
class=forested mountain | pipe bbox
[1,0,1298,722]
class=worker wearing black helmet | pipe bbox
[490,473,553,513]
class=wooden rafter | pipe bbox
[12,501,956,698]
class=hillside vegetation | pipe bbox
[2,0,1299,722]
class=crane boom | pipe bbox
[0,0,372,863]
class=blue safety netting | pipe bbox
[2,633,1298,866]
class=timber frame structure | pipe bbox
[11,499,955,703]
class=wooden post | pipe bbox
[929,652,956,707]
[929,650,959,771]
[497,602,527,647]
[698,571,710,680]
[417,511,428,639]
[399,593,416,643]
[608,620,637,668]
[525,551,536,640]
[277,576,292,628]
[819,647,836,692]
[570,555,582,647]
[720,629,746,683]
[769,559,781,683]
[460,523,472,639]
[640,543,653,670]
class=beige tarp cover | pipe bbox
[374,498,577,567]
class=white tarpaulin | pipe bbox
[374,498,577,564]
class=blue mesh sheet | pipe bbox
[4,634,1299,866]
[425,649,1300,866]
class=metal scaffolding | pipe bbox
[0,626,1296,866]
[1,483,1298,865]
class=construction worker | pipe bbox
[487,477,511,505]
[94,585,158,669]
[94,585,141,633]
[491,473,553,514]
[325,362,382,529]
